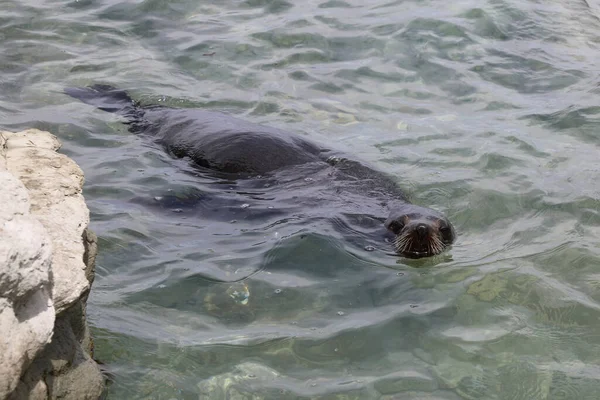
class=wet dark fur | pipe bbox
[65,84,455,258]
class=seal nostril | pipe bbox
[416,224,428,238]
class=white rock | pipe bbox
[3,129,90,313]
[0,128,102,399]
[0,155,55,398]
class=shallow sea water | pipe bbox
[3,0,600,398]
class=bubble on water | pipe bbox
[241,203,250,209]
[304,177,314,182]
[397,272,404,276]
[410,304,418,308]
[227,284,250,305]
[364,245,375,252]
[172,208,183,213]
[337,311,345,316]
[154,196,163,201]
[274,289,282,294]
[157,284,166,289]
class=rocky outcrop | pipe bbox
[0,129,104,400]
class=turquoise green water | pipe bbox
[3,0,600,398]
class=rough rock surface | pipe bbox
[0,129,104,400]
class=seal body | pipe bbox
[141,107,325,175]
[65,84,455,258]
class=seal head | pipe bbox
[385,204,455,259]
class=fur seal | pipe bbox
[65,84,455,258]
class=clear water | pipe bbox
[3,0,600,398]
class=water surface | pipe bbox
[2,0,600,398]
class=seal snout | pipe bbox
[405,220,434,254]
[416,223,429,239]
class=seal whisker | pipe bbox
[430,237,438,253]
[431,235,444,255]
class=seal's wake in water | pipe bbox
[65,84,455,258]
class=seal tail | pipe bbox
[64,84,137,115]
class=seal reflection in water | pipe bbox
[65,84,456,258]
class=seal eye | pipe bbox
[439,223,453,241]
[387,220,405,234]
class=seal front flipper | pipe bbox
[64,84,138,116]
